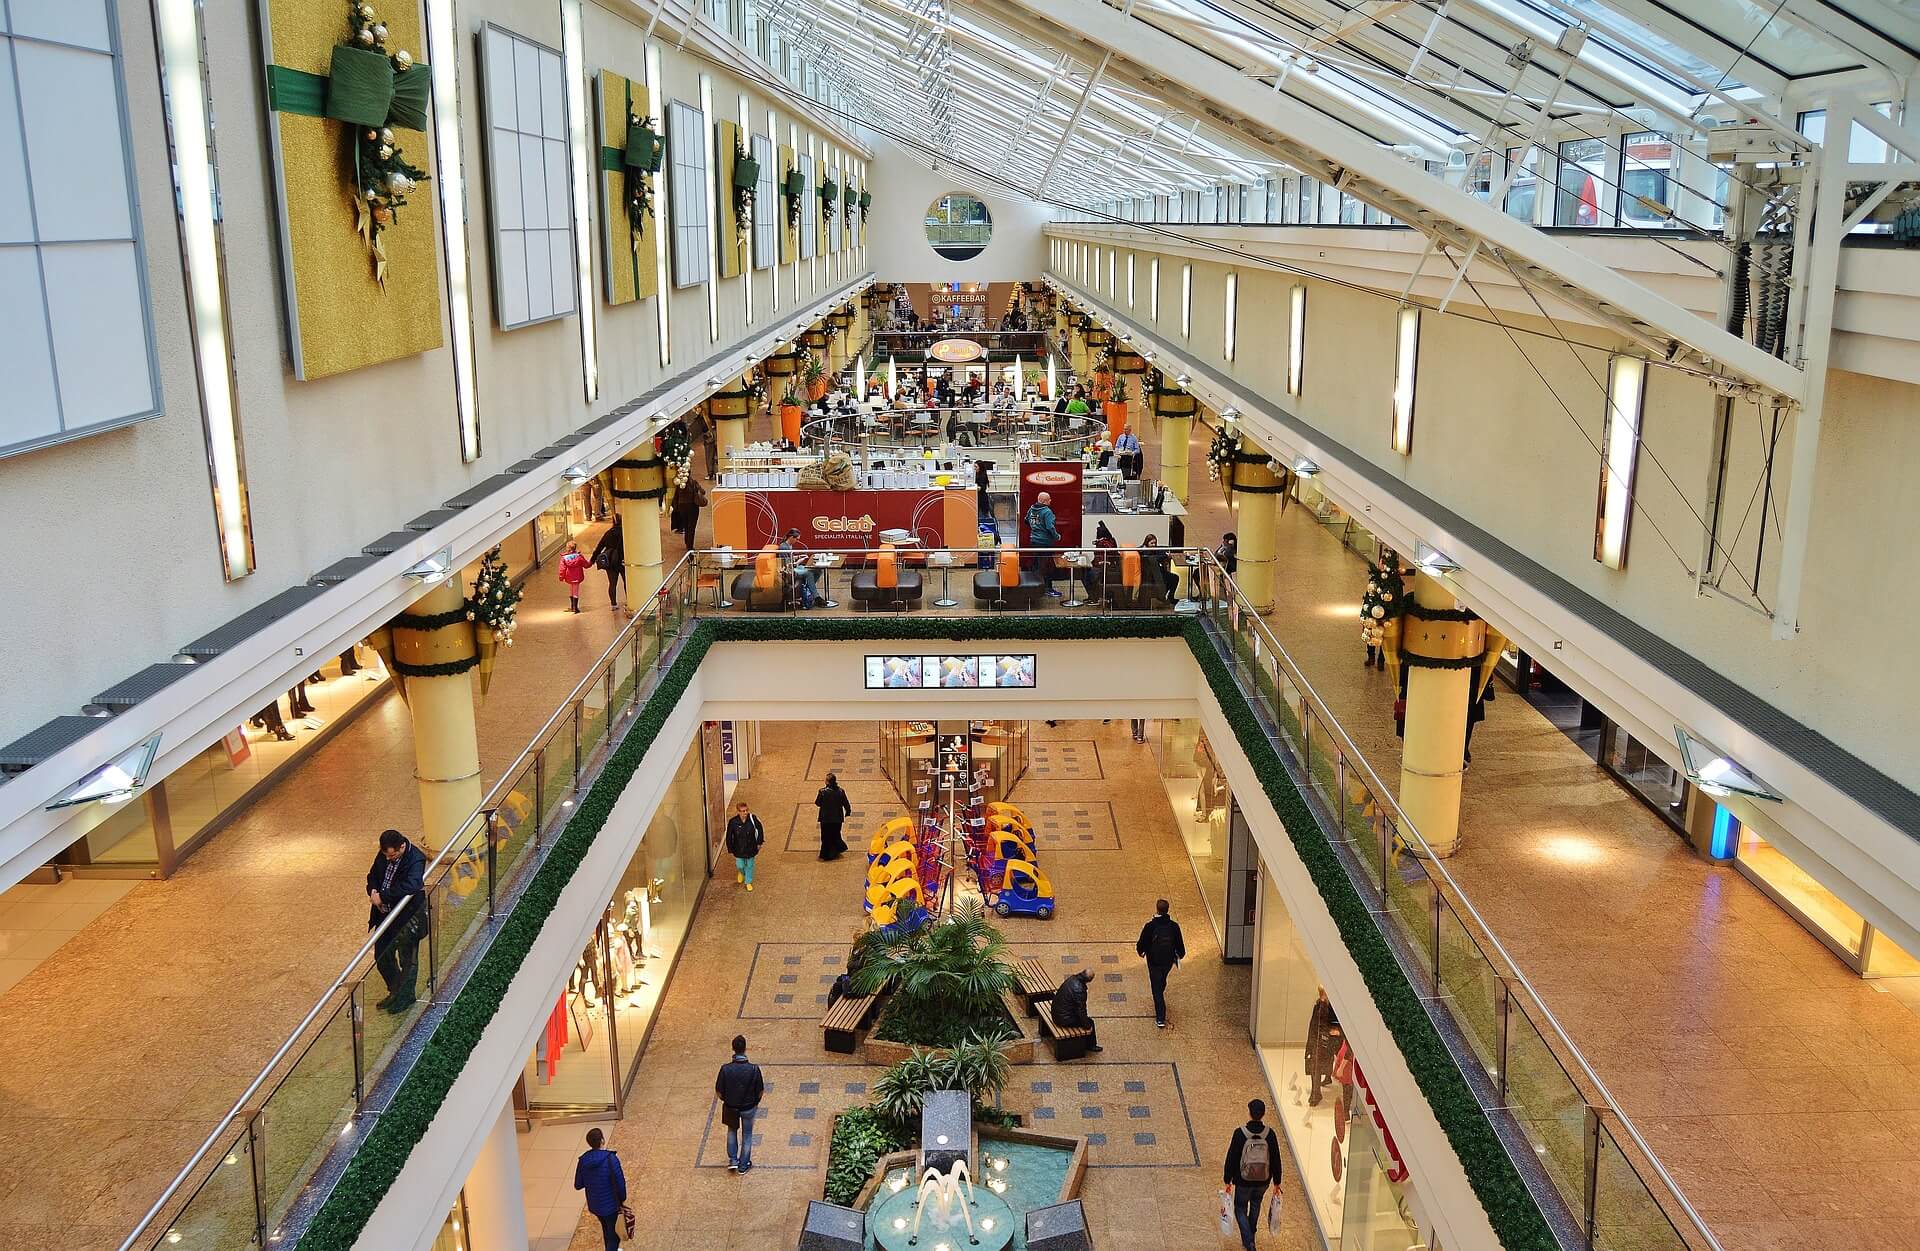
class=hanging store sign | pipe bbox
[928,338,985,363]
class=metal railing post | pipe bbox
[1495,978,1511,1106]
[350,985,366,1108]
[1430,882,1444,995]
[533,751,545,848]
[1335,754,1348,834]
[1379,814,1393,893]
[246,1112,270,1248]
[572,702,583,788]
[1584,1105,1603,1249]
[425,890,439,996]
[484,809,499,918]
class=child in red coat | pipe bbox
[558,541,589,613]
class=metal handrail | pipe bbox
[117,554,698,1251]
[1204,563,1721,1251]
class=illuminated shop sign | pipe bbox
[864,655,1037,689]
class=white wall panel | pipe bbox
[482,24,575,329]
[41,241,149,423]
[0,249,58,445]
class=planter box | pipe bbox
[861,994,1042,1066]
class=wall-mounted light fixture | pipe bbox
[1175,373,1191,387]
[1287,284,1306,398]
[424,0,480,459]
[404,546,456,584]
[647,42,670,368]
[1391,305,1420,455]
[1125,254,1135,309]
[698,74,720,343]
[559,0,598,400]
[1220,406,1239,423]
[1150,258,1160,322]
[1413,541,1456,576]
[1595,354,1646,570]
[562,464,593,485]
[154,0,254,580]
[1180,263,1193,337]
[1293,457,1320,476]
[1223,271,1238,362]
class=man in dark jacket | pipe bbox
[366,829,426,1013]
[725,802,765,892]
[716,1034,766,1172]
[1051,970,1102,1053]
[1136,898,1187,1028]
[573,1126,627,1250]
[1223,1098,1282,1251]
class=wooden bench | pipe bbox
[1012,957,1055,1014]
[821,993,881,1054]
[1033,1000,1095,1061]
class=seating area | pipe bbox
[1010,955,1056,1012]
[820,991,882,1054]
[848,548,924,611]
[1033,999,1096,1061]
[973,546,1047,609]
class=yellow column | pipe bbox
[611,444,666,606]
[1229,434,1280,612]
[1391,574,1489,858]
[804,327,830,400]
[1115,350,1147,430]
[1155,382,1196,502]
[391,580,482,849]
[765,349,801,440]
[1070,318,1089,379]
[709,390,752,466]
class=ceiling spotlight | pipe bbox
[1675,727,1782,801]
[1414,541,1458,576]
[45,732,162,811]
[1176,373,1191,387]
[1293,457,1320,476]
[562,463,593,485]
[706,375,723,387]
[403,546,455,584]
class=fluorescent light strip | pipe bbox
[424,0,479,460]
[1125,254,1134,309]
[561,0,598,400]
[1287,284,1306,397]
[1180,263,1192,338]
[789,122,801,307]
[808,134,819,294]
[766,107,779,312]
[648,43,670,368]
[1391,305,1420,455]
[1150,258,1159,322]
[740,92,752,327]
[1596,354,1646,569]
[1106,249,1114,298]
[700,74,719,344]
[155,0,253,579]
[1224,271,1237,363]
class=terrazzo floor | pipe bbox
[561,719,1318,1251]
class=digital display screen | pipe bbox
[864,655,1037,689]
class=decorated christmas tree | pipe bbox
[1359,552,1407,667]
[660,421,693,489]
[467,545,522,695]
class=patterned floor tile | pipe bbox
[1002,1062,1199,1167]
[807,741,885,780]
[1004,941,1160,1018]
[1016,800,1121,851]
[1028,739,1104,780]
[694,1062,885,1170]
[784,800,908,853]
[737,942,859,1018]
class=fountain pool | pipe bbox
[862,1140,1076,1250]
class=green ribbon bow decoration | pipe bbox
[733,153,761,191]
[266,49,430,132]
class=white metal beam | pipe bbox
[984,0,1811,403]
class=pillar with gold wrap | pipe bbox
[1084,326,1112,397]
[1154,380,1196,502]
[1069,315,1090,379]
[829,307,854,372]
[390,579,483,849]
[1113,348,1147,429]
[708,388,753,467]
[765,347,802,441]
[610,444,666,606]
[1226,434,1281,612]
[1385,575,1505,858]
[803,326,831,401]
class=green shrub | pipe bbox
[871,1037,1011,1132]
[856,903,1017,1048]
[825,1106,909,1206]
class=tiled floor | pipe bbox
[0,879,138,994]
[0,518,639,1251]
[522,1116,612,1251]
[563,719,1318,1251]
[1156,422,1920,1251]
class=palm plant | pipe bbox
[871,1036,1012,1130]
[856,903,1017,1047]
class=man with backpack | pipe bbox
[1223,1098,1282,1250]
[1024,490,1063,597]
[1135,898,1187,1028]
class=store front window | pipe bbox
[1733,812,1920,977]
[879,720,1029,807]
[1599,723,1686,831]
[523,732,710,1113]
[1252,860,1431,1250]
[430,1192,471,1251]
[1153,719,1230,944]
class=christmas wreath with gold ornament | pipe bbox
[330,3,431,287]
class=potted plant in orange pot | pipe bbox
[780,384,806,445]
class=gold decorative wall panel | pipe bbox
[261,0,443,380]
[596,69,658,306]
[716,119,746,279]
[778,142,796,264]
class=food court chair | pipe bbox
[851,546,924,611]
[972,545,1044,610]
[729,545,791,612]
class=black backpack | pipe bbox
[1148,921,1179,965]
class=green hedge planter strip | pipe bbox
[295,614,1549,1251]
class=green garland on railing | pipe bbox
[294,613,1552,1251]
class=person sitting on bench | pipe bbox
[1051,969,1102,1053]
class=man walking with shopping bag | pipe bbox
[1223,1098,1282,1250]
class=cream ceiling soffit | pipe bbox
[0,277,875,886]
[983,0,1811,405]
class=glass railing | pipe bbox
[120,561,703,1251]
[123,546,1716,1251]
[1190,562,1715,1251]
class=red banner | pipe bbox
[714,487,974,551]
[1017,461,1083,548]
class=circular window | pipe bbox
[925,194,993,261]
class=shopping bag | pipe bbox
[1266,1188,1283,1234]
[1219,1186,1234,1236]
[621,1205,636,1239]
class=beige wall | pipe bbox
[1053,237,1920,792]
[0,0,873,744]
